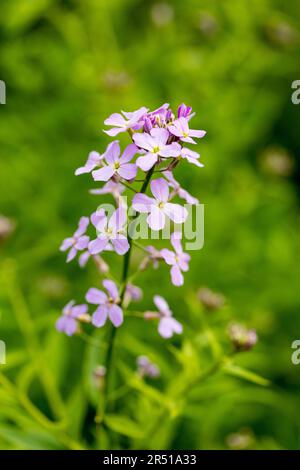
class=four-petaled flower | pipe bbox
[60,217,90,262]
[75,151,103,176]
[86,280,123,328]
[132,178,188,230]
[88,207,129,255]
[104,107,148,136]
[133,128,180,171]
[92,141,138,181]
[145,296,183,339]
[56,300,89,336]
[168,117,206,144]
[161,232,190,286]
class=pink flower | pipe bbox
[88,207,129,255]
[160,232,190,286]
[86,280,123,328]
[60,217,90,262]
[145,296,183,339]
[164,171,199,205]
[56,300,89,336]
[104,107,148,136]
[92,141,138,182]
[89,180,125,199]
[75,151,103,176]
[133,128,180,171]
[132,178,188,230]
[177,103,195,120]
[168,117,206,144]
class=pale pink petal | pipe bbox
[178,252,190,272]
[171,264,184,286]
[189,129,206,139]
[67,247,77,263]
[104,113,126,127]
[74,216,89,237]
[150,127,169,145]
[112,236,130,255]
[158,318,174,338]
[104,127,124,137]
[90,209,106,229]
[164,203,188,224]
[154,295,171,316]
[108,304,123,327]
[147,206,165,230]
[117,163,137,180]
[150,178,169,202]
[132,193,155,213]
[71,304,88,318]
[133,132,155,152]
[108,207,127,231]
[86,288,107,305]
[65,318,78,336]
[160,248,176,265]
[88,237,109,255]
[120,143,138,163]
[92,165,115,182]
[105,141,120,164]
[103,279,119,300]
[159,143,181,158]
[92,305,108,327]
[171,232,183,254]
[60,237,74,251]
[136,153,158,171]
[63,300,75,315]
[75,151,101,175]
[75,235,89,250]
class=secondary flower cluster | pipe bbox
[57,103,206,338]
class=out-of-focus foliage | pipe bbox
[0,0,300,450]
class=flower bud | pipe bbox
[198,287,225,311]
[228,324,257,352]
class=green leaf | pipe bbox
[223,363,271,387]
[104,414,143,439]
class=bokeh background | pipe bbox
[1,0,300,450]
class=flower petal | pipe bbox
[60,237,74,252]
[105,141,120,164]
[74,216,89,238]
[108,304,123,327]
[66,247,77,263]
[133,132,155,152]
[154,295,171,316]
[86,288,107,305]
[132,193,154,213]
[171,231,183,254]
[92,305,108,327]
[92,165,115,182]
[147,206,165,231]
[103,279,119,300]
[118,163,137,180]
[150,127,169,145]
[108,207,127,231]
[75,235,89,250]
[112,236,130,255]
[160,248,176,265]
[120,143,138,163]
[164,203,188,224]
[150,178,169,202]
[170,264,184,286]
[88,237,109,255]
[136,153,158,171]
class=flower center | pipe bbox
[152,146,160,153]
[175,255,179,262]
[105,227,113,236]
[158,201,165,209]
[114,161,120,170]
[183,131,189,138]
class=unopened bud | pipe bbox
[228,324,257,352]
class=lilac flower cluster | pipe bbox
[57,103,205,339]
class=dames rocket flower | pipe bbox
[132,178,188,230]
[89,207,129,255]
[133,127,180,171]
[104,107,148,136]
[92,141,138,181]
[60,216,89,262]
[168,117,206,144]
[145,295,183,338]
[161,232,190,286]
[56,300,90,336]
[86,280,123,328]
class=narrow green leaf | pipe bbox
[223,363,270,387]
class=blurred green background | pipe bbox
[1,0,300,450]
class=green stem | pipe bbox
[97,166,155,433]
